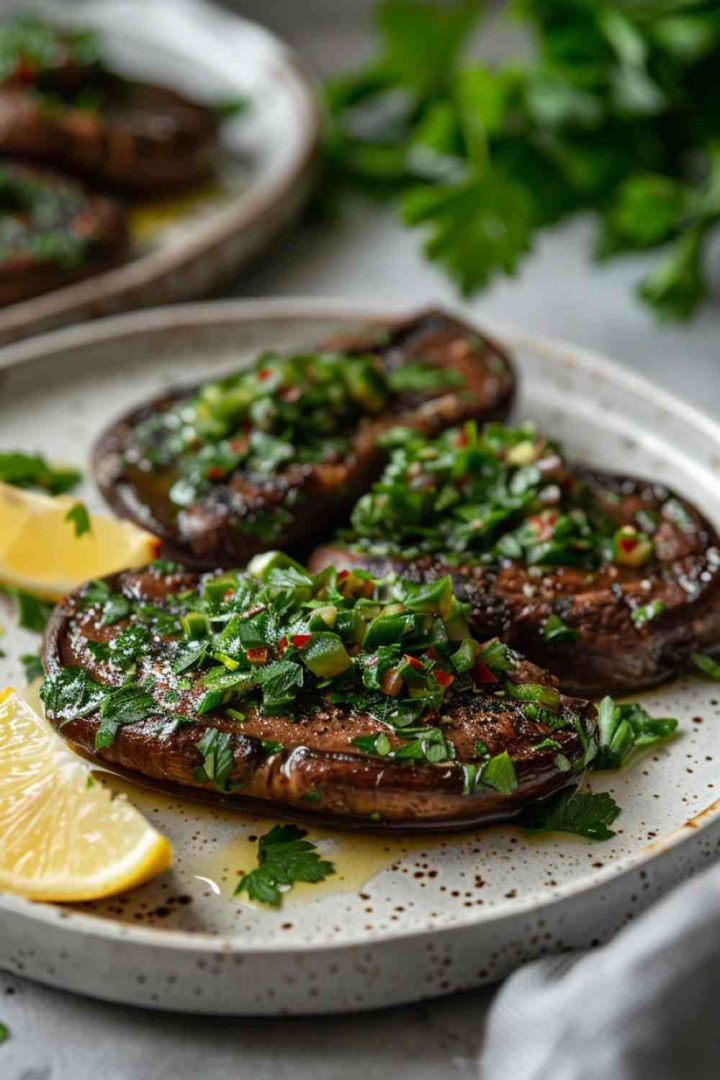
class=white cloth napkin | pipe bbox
[481,859,720,1080]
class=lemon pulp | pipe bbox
[0,689,172,902]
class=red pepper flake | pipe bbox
[425,647,440,662]
[381,668,404,697]
[403,654,424,671]
[207,466,225,481]
[258,368,271,380]
[472,660,499,685]
[277,635,288,656]
[246,647,268,665]
[337,570,350,581]
[223,588,235,600]
[291,633,312,649]
[619,536,638,552]
[433,670,454,688]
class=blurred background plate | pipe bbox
[0,299,718,1015]
[0,0,320,345]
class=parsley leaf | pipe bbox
[480,750,517,794]
[40,667,107,723]
[0,1020,8,1044]
[235,824,335,906]
[323,1,720,321]
[20,652,43,682]
[193,727,237,792]
[0,450,81,494]
[520,789,621,841]
[542,613,578,644]
[101,595,131,627]
[403,169,535,296]
[64,501,92,538]
[631,599,667,627]
[95,684,156,749]
[595,696,678,769]
[14,590,54,632]
[376,0,480,95]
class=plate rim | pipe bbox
[0,295,718,954]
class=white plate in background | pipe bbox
[0,1,320,344]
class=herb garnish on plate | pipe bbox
[235,824,335,907]
[0,451,81,495]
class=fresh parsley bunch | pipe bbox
[324,0,720,320]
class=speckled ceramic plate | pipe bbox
[0,0,320,346]
[0,299,718,1015]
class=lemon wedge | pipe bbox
[0,481,158,600]
[0,689,172,902]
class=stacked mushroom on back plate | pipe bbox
[0,16,226,303]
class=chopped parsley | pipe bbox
[20,652,43,682]
[344,421,662,569]
[631,599,667,627]
[9,589,54,633]
[461,751,518,796]
[40,667,107,723]
[128,346,463,510]
[595,697,678,770]
[95,684,156,749]
[690,652,720,681]
[235,824,335,906]
[193,728,237,792]
[0,450,81,494]
[0,1020,8,1044]
[78,581,131,627]
[479,750,517,794]
[0,164,102,269]
[0,17,100,84]
[542,614,578,644]
[64,501,91,538]
[40,553,588,794]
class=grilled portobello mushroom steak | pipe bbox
[309,422,720,697]
[92,310,515,569]
[41,557,596,827]
[0,161,127,305]
[0,18,218,193]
